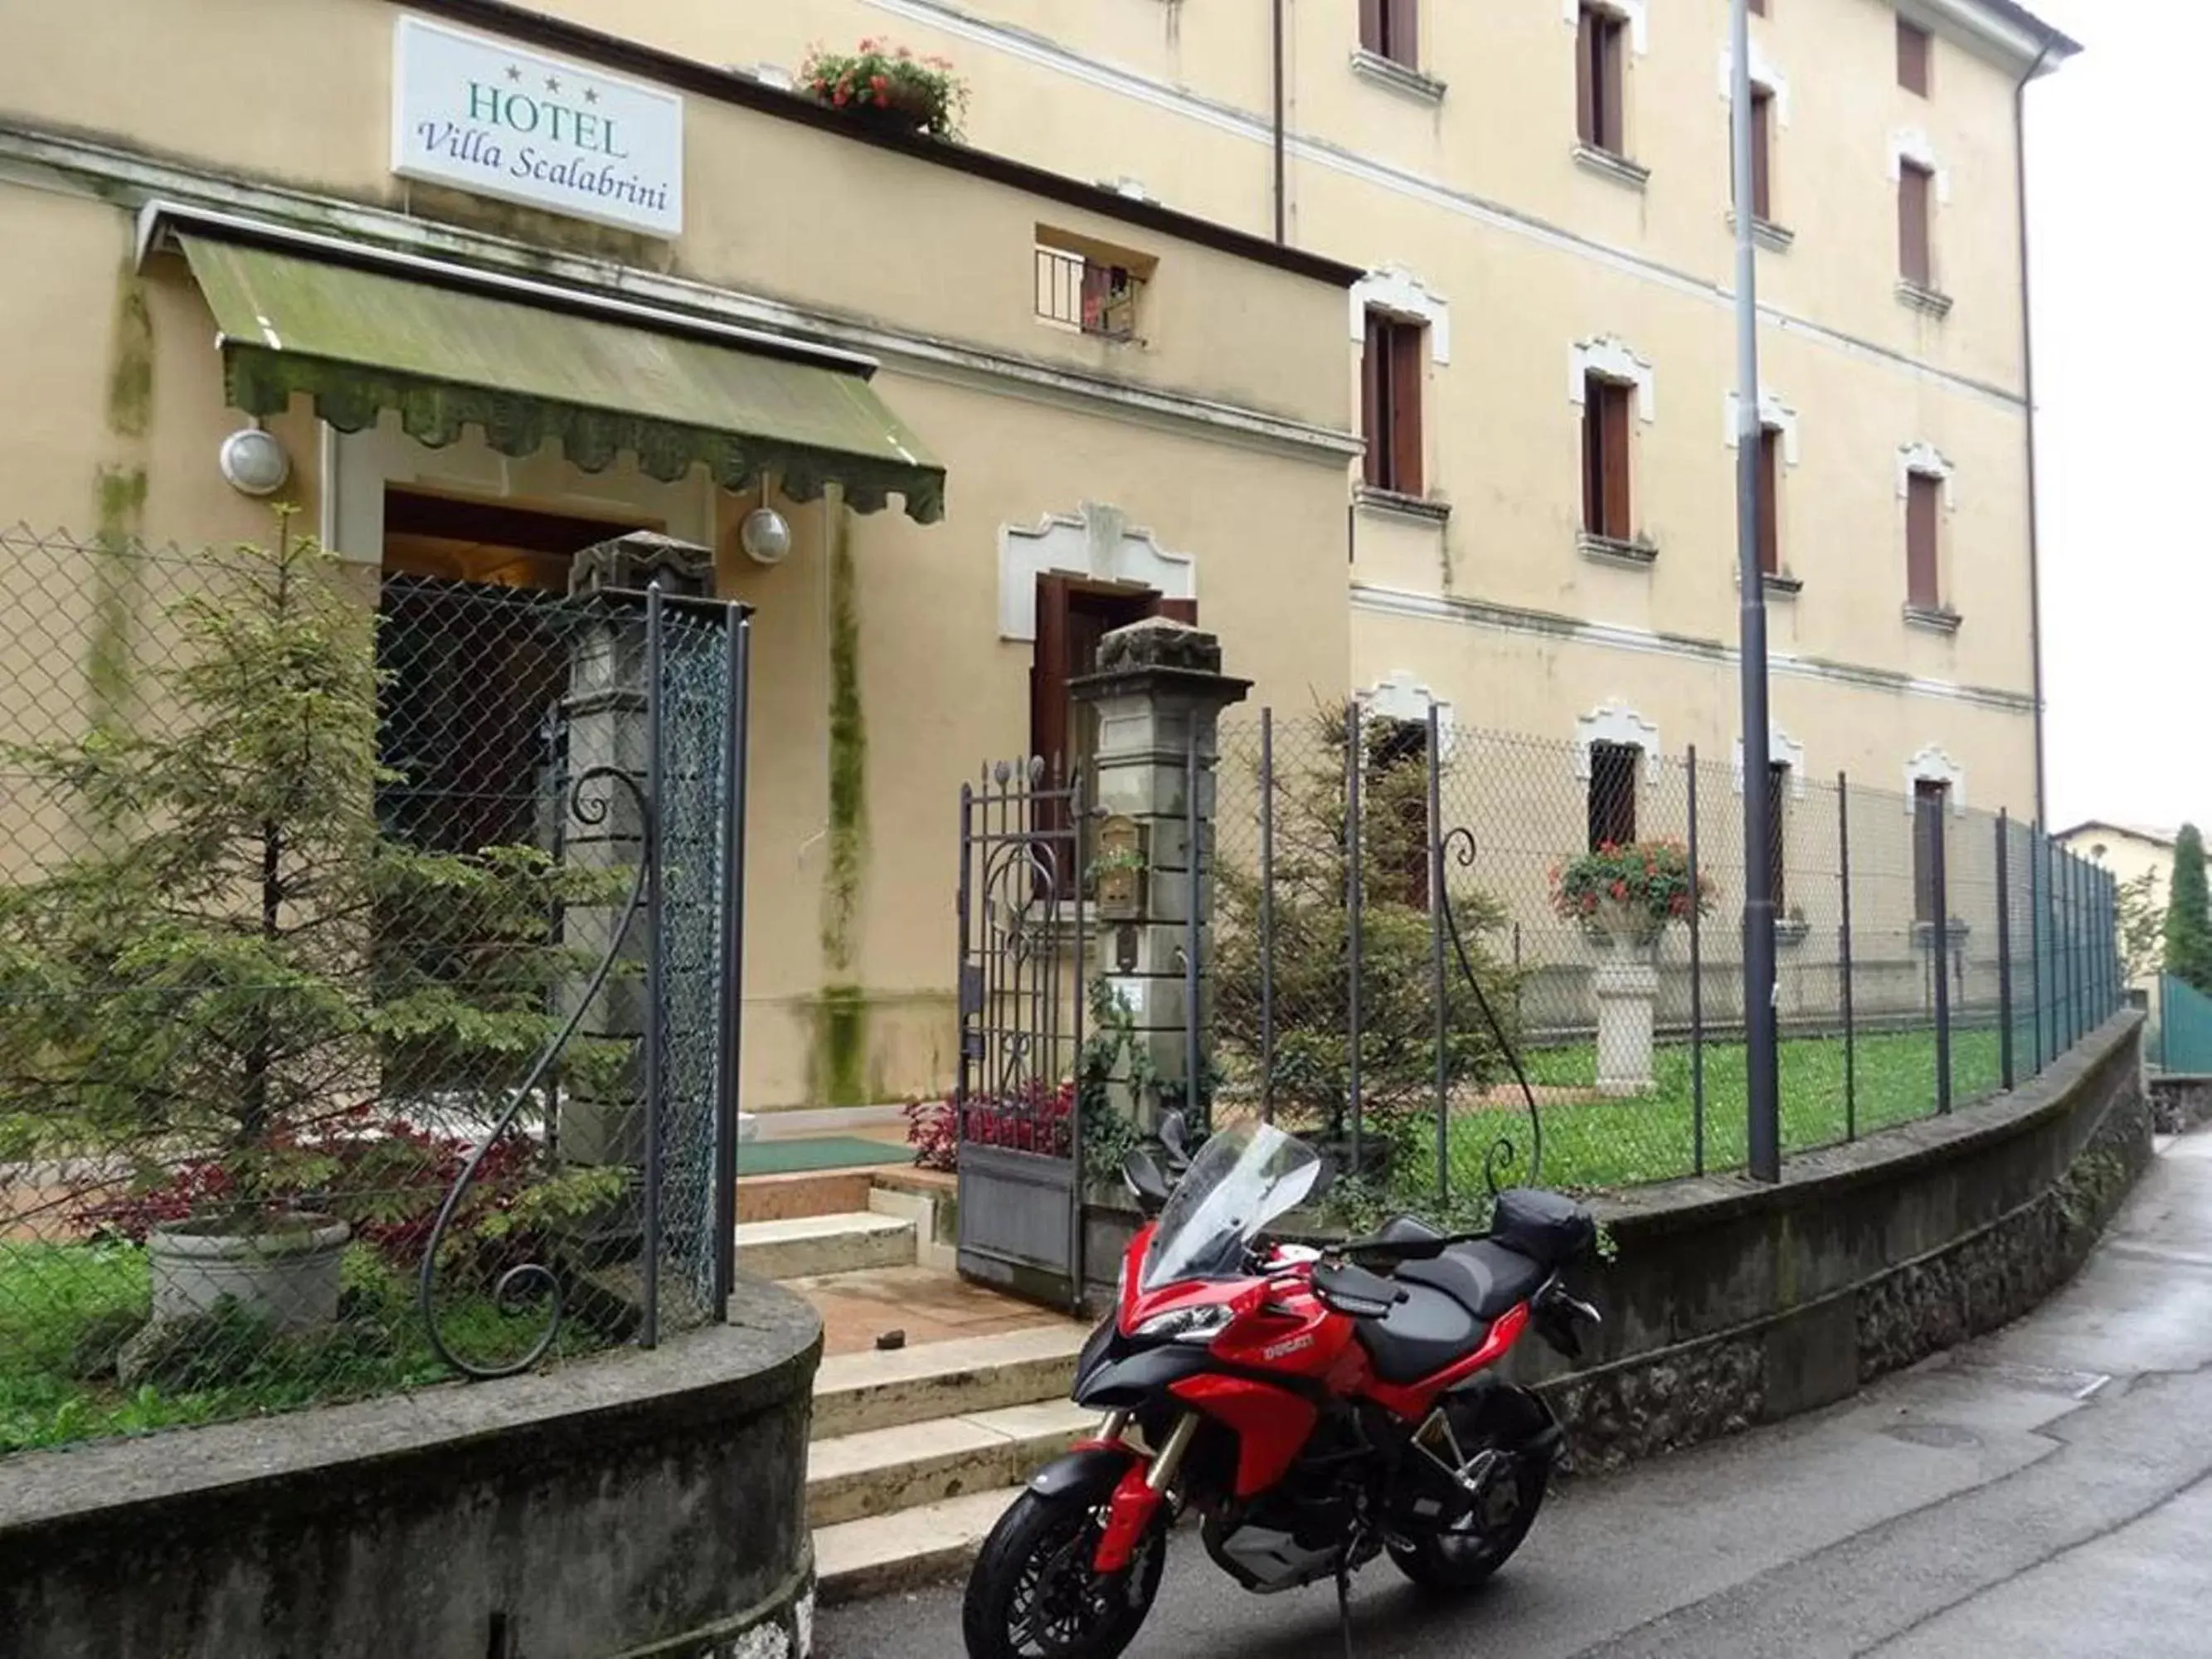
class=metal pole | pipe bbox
[710,607,751,1314]
[1839,772,1856,1141]
[2032,825,2048,1072]
[1185,744,1203,1132]
[1930,791,1952,1115]
[1070,766,1087,1313]
[1731,0,1780,1183]
[1996,810,2015,1093]
[1688,747,1706,1175]
[1260,708,1276,1123]
[1346,698,1364,1174]
[1429,702,1448,1201]
[956,779,975,1109]
[639,580,665,1349]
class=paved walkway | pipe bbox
[818,1128,2212,1657]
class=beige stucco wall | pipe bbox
[0,0,1354,1111]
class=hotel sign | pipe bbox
[391,16,684,238]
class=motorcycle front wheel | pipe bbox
[960,1475,1168,1659]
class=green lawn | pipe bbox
[1408,1024,2010,1195]
[0,1240,601,1454]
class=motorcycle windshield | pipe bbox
[1140,1123,1322,1292]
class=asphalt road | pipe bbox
[817,1128,2212,1659]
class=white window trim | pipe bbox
[1574,700,1662,785]
[1569,336,1657,422]
[1896,441,1957,508]
[1351,266,1451,365]
[998,500,1195,642]
[1717,45,1791,126]
[1359,670,1458,758]
[1724,389,1801,465]
[1733,727,1809,798]
[1563,0,1649,56]
[1889,129,1953,204]
[1905,745,1967,815]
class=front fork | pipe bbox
[1090,1410,1198,1574]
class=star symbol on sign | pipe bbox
[545,76,562,94]
[505,66,522,82]
[583,87,598,105]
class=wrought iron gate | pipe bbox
[955,759,1089,1310]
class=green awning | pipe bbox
[176,235,944,523]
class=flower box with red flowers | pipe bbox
[1549,839,1717,946]
[800,39,970,139]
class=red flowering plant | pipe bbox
[800,39,969,139]
[1549,839,1716,945]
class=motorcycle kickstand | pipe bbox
[1334,1535,1362,1659]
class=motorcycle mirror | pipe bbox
[1121,1147,1172,1214]
[1158,1111,1190,1164]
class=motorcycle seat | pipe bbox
[1352,1219,1548,1385]
[1370,1214,1549,1319]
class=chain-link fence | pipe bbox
[1211,703,2123,1218]
[0,524,747,1456]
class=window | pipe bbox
[1757,426,1782,576]
[1898,160,1933,288]
[1905,471,1942,609]
[1766,761,1790,913]
[1913,778,1950,923]
[1035,246,1142,341]
[1367,718,1432,910]
[1898,19,1932,96]
[1363,310,1427,497]
[1576,5,1627,155]
[1587,741,1640,851]
[1582,374,1634,542]
[1360,0,1419,69]
[1748,86,1774,222]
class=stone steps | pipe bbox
[807,1399,1094,1527]
[810,1322,1089,1440]
[814,1487,1027,1607]
[735,1212,915,1281]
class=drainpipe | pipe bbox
[2015,39,2054,826]
[1271,0,1287,241]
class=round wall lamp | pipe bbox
[739,505,793,566]
[218,426,291,498]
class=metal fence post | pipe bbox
[1838,772,1856,1141]
[639,579,666,1350]
[1185,744,1203,1131]
[2030,822,2045,1076]
[1929,786,1952,1116]
[1259,707,1276,1124]
[1345,698,1364,1173]
[710,606,751,1315]
[1429,702,1448,1202]
[1688,747,1705,1175]
[1996,810,2015,1093]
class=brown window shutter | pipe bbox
[1750,90,1772,221]
[1913,781,1946,922]
[1757,427,1781,575]
[1748,0,1766,13]
[1155,597,1198,625]
[1600,382,1633,541]
[1386,0,1418,66]
[1899,164,1932,286]
[1030,575,1074,783]
[1575,9,1596,144]
[1599,18,1626,152]
[1768,764,1789,912]
[1361,312,1387,489]
[1581,378,1603,533]
[1906,474,1941,607]
[1898,19,1931,96]
[1360,0,1385,56]
[1389,322,1425,496]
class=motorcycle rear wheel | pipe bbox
[960,1479,1168,1659]
[1388,1454,1548,1593]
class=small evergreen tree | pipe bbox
[0,519,620,1240]
[2165,824,2212,995]
[2116,868,2166,986]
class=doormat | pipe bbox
[739,1136,909,1177]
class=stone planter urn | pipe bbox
[1592,906,1665,1098]
[148,1214,352,1333]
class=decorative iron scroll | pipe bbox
[416,764,651,1380]
[1437,826,1545,1196]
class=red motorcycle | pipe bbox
[961,1114,1602,1658]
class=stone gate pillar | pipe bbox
[1071,618,1249,1131]
[555,532,712,1184]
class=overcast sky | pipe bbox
[2027,1,2202,834]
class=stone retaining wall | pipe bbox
[1519,1012,2151,1471]
[2149,1073,2212,1136]
[0,1282,821,1659]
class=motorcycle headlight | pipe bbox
[1135,1304,1233,1345]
